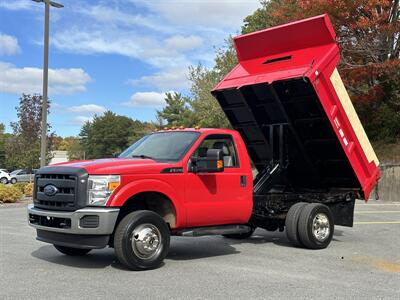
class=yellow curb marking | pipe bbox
[351,256,400,273]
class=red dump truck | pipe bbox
[28,14,380,270]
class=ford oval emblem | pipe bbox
[44,184,58,197]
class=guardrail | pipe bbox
[369,163,400,202]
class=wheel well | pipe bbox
[117,192,177,229]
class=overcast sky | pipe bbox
[0,0,261,136]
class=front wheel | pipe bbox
[0,177,8,184]
[114,210,170,270]
[54,245,92,256]
[297,203,334,249]
[10,178,17,184]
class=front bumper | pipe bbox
[27,204,120,249]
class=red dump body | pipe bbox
[213,14,380,199]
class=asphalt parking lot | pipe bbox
[1,201,399,299]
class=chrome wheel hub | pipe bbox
[131,224,162,259]
[312,213,330,241]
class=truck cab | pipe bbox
[28,128,255,269]
[28,14,380,270]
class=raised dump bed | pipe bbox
[212,14,380,199]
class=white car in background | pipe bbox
[0,170,12,184]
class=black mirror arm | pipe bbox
[189,157,198,173]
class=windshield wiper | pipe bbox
[131,155,155,160]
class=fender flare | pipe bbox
[108,179,185,228]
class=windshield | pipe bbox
[119,131,200,161]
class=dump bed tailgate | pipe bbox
[212,14,380,199]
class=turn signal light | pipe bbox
[108,181,120,191]
[217,160,224,169]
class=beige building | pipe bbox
[49,151,69,165]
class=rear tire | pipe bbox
[223,227,255,239]
[298,203,334,249]
[54,245,91,256]
[114,210,170,270]
[285,202,307,247]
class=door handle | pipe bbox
[240,175,247,187]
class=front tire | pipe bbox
[297,203,334,249]
[54,245,92,256]
[114,210,170,270]
[0,177,8,184]
[10,178,17,184]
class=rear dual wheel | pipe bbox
[285,203,334,249]
[285,202,307,247]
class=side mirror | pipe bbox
[190,149,224,173]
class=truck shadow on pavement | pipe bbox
[31,245,117,269]
[223,230,293,248]
[30,229,346,269]
[167,237,240,260]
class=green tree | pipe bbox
[189,40,237,128]
[51,135,63,151]
[156,92,195,127]
[128,120,154,144]
[241,0,280,34]
[58,137,85,160]
[5,94,54,170]
[79,111,149,159]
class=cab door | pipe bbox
[184,134,252,227]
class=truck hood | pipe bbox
[49,158,172,175]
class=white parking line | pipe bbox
[354,221,400,225]
[357,203,400,206]
[355,211,400,214]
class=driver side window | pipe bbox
[191,134,239,168]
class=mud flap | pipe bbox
[327,199,355,227]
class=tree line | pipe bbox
[1,0,399,169]
[0,94,55,171]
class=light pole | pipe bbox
[32,0,63,168]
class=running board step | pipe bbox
[176,225,252,237]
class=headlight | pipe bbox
[87,175,120,206]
